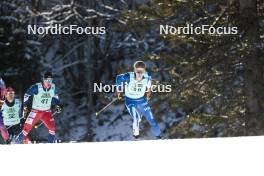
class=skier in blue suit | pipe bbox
[116,61,161,139]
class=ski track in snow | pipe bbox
[92,104,158,142]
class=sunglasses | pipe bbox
[43,79,53,83]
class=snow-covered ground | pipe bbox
[24,99,187,143]
[91,102,186,142]
[91,104,150,141]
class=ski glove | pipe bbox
[55,105,62,114]
[116,92,122,100]
[22,107,29,119]
[146,91,151,100]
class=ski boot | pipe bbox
[16,133,31,144]
[23,136,31,144]
[156,135,163,140]
[133,135,140,139]
[47,134,56,143]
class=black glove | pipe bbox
[23,106,29,119]
[55,105,62,114]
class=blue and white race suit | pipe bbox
[116,72,161,137]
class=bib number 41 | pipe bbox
[41,99,49,104]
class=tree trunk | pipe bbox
[242,0,264,135]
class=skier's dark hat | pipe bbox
[43,71,53,79]
[6,87,15,93]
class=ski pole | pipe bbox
[34,111,58,129]
[6,116,25,130]
[95,98,118,117]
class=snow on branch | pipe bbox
[99,3,119,12]
[26,2,120,25]
[53,60,85,73]
[86,9,112,18]
[0,16,18,23]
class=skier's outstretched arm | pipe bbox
[0,77,5,90]
[115,73,130,99]
[23,85,38,117]
[52,87,62,113]
[146,76,152,100]
[23,85,38,107]
[0,77,6,101]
